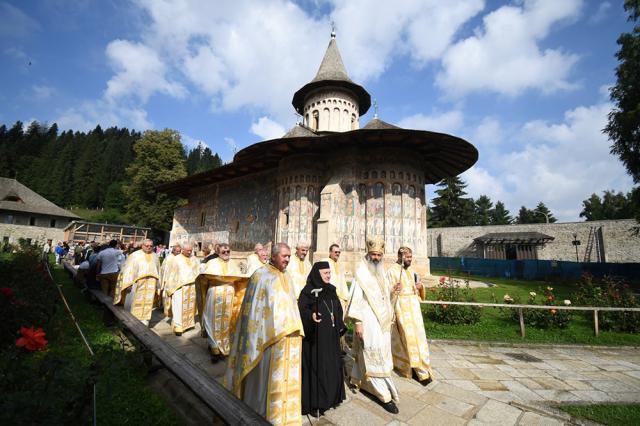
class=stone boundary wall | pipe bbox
[0,223,64,245]
[426,219,640,263]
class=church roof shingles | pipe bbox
[0,177,80,218]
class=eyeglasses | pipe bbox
[220,250,230,254]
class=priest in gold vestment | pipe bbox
[163,244,200,335]
[201,243,242,358]
[323,244,349,309]
[346,239,399,414]
[160,243,181,316]
[245,243,266,276]
[387,247,433,384]
[113,239,160,325]
[288,241,311,299]
[225,243,304,425]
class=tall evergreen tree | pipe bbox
[430,176,475,227]
[534,202,557,223]
[580,190,634,220]
[123,129,187,232]
[474,195,493,226]
[490,201,512,225]
[516,206,537,224]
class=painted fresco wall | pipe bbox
[170,170,278,251]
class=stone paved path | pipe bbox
[148,310,640,425]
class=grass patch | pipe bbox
[1,253,178,424]
[423,272,640,346]
[559,404,640,425]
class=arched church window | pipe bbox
[351,114,356,130]
[372,171,378,179]
[332,107,340,129]
[374,182,384,199]
[312,110,319,130]
[305,113,309,126]
[381,171,386,179]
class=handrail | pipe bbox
[420,300,640,312]
[62,262,268,425]
[420,299,640,338]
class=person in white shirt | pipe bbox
[96,240,122,297]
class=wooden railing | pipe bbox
[420,299,640,338]
[62,262,268,425]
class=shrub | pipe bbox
[574,273,640,333]
[506,287,571,329]
[428,276,481,325]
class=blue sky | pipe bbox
[0,0,634,221]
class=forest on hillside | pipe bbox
[0,121,222,226]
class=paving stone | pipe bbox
[516,378,545,390]
[497,365,529,378]
[447,359,477,369]
[501,380,544,402]
[440,379,481,391]
[562,380,593,391]
[625,370,640,380]
[391,376,426,397]
[517,411,564,426]
[467,356,506,365]
[534,390,581,402]
[474,400,522,425]
[519,369,552,378]
[474,369,513,381]
[431,395,474,417]
[477,391,519,404]
[598,363,631,372]
[385,421,409,426]
[324,398,390,426]
[476,380,509,391]
[569,390,615,402]
[407,405,466,426]
[548,370,589,381]
[430,381,488,407]
[588,380,639,393]
[434,367,479,380]
[608,392,640,402]
[530,378,572,391]
[392,393,426,422]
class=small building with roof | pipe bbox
[0,177,80,246]
[159,34,478,277]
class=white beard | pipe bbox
[366,255,385,282]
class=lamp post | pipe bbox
[571,232,581,262]
[534,208,549,224]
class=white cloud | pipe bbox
[398,110,464,134]
[105,39,187,103]
[471,117,503,146]
[589,1,611,24]
[0,2,40,39]
[250,116,286,140]
[437,0,582,97]
[31,85,55,101]
[54,101,152,132]
[463,101,632,221]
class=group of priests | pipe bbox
[111,238,433,424]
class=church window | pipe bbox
[50,219,56,228]
[29,216,36,226]
[381,171,386,179]
[3,195,22,202]
[399,172,404,179]
[351,114,356,130]
[363,171,368,179]
[374,182,384,198]
[305,113,309,126]
[332,107,340,129]
[312,110,319,130]
[391,171,395,179]
[372,171,378,179]
[322,108,330,130]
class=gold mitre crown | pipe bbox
[366,238,385,254]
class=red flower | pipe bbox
[15,326,48,351]
[0,287,13,298]
[439,276,446,284]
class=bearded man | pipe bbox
[346,238,399,414]
[160,243,181,315]
[387,247,433,384]
[113,239,160,325]
[288,241,312,299]
[201,243,241,359]
[225,243,304,425]
[163,243,200,335]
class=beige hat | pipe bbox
[366,238,385,254]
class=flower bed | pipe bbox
[427,276,482,325]
[504,287,572,329]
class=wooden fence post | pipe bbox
[593,309,599,337]
[518,308,526,338]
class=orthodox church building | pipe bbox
[160,34,478,278]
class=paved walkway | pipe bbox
[148,310,640,425]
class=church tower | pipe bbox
[292,32,371,132]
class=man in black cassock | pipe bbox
[298,261,346,417]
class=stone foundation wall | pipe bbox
[427,219,640,263]
[0,223,64,245]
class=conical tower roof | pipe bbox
[292,35,371,115]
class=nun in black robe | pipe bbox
[298,261,346,417]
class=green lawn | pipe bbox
[559,404,640,425]
[423,272,640,346]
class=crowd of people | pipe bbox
[60,237,433,424]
